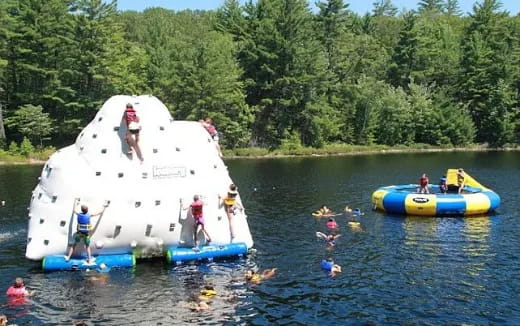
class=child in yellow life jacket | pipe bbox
[218,184,243,239]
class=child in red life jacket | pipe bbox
[182,195,211,249]
[418,173,430,194]
[123,103,144,162]
[6,277,34,297]
[200,118,222,157]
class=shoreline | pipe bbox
[222,146,520,159]
[0,146,518,165]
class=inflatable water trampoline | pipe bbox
[372,169,500,216]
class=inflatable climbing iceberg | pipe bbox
[25,95,253,260]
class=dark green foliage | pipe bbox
[0,0,518,151]
[387,11,419,89]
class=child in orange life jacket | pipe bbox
[218,184,243,239]
[65,199,108,264]
[182,195,211,249]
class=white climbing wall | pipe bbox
[25,95,253,260]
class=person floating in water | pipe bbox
[65,199,109,264]
[123,103,144,162]
[439,175,448,194]
[245,268,277,284]
[200,117,222,157]
[418,173,429,194]
[321,258,342,278]
[182,195,211,250]
[199,284,217,301]
[219,184,243,239]
[457,168,465,194]
[6,277,34,297]
[312,205,334,217]
[316,232,341,247]
[326,218,338,229]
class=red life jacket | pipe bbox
[205,124,217,136]
[420,176,428,186]
[191,200,203,218]
[125,107,138,125]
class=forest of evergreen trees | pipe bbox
[0,0,519,150]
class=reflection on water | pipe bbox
[1,152,520,324]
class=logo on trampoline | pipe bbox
[413,197,429,204]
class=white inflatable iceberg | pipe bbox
[26,95,253,261]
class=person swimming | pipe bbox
[312,205,334,217]
[316,232,340,247]
[199,285,217,300]
[321,258,342,278]
[245,268,277,284]
[326,218,338,229]
[6,277,33,297]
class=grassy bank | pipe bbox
[223,143,519,158]
[1,143,518,165]
[0,148,55,165]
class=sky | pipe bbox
[114,0,520,15]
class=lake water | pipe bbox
[1,151,520,325]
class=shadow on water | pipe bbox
[1,151,520,324]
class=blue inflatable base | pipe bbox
[166,242,248,264]
[42,253,135,271]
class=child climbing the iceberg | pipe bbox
[181,195,211,250]
[65,198,109,264]
[219,184,243,240]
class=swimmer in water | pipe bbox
[245,268,277,284]
[194,301,210,312]
[199,284,217,301]
[330,264,342,278]
[313,205,334,217]
[6,277,34,297]
[316,232,340,247]
[326,218,338,229]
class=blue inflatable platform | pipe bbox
[42,253,135,271]
[166,242,248,264]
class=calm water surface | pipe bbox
[1,152,520,325]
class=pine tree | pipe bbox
[445,0,462,16]
[387,11,419,89]
[372,0,398,17]
[418,0,444,14]
[459,0,516,145]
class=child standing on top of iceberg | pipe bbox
[181,195,211,249]
[65,199,108,264]
[123,103,144,162]
[219,184,243,240]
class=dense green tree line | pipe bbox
[0,0,518,149]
